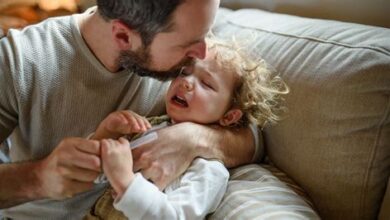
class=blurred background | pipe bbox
[0,0,389,37]
[0,0,94,34]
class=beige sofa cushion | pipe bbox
[208,164,320,219]
[221,0,390,28]
[213,8,390,220]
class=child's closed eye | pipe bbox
[202,80,214,90]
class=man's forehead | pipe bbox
[170,0,218,30]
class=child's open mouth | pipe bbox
[171,95,188,107]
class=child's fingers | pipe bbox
[132,113,151,131]
[142,117,152,129]
[123,112,141,132]
[134,115,150,132]
[106,114,128,131]
[118,137,129,145]
[121,110,151,133]
[118,137,131,154]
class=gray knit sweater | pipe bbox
[0,12,168,219]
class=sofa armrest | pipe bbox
[379,177,390,220]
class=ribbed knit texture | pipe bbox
[0,11,169,219]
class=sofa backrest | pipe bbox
[221,0,390,28]
[213,8,390,220]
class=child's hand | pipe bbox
[93,110,151,140]
[101,137,135,198]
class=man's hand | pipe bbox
[93,110,151,140]
[132,122,201,190]
[101,138,135,197]
[131,121,256,190]
[37,137,101,199]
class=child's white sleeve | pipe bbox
[113,158,229,220]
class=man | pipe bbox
[0,0,258,219]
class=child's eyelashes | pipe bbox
[177,66,216,91]
[202,80,214,90]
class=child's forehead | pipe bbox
[196,49,221,68]
[192,57,239,90]
[194,58,222,77]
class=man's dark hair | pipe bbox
[96,0,186,46]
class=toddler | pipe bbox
[84,39,289,220]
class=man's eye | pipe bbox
[179,68,191,77]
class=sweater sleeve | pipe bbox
[114,158,229,220]
[0,36,19,142]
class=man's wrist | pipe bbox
[0,161,46,208]
[190,122,256,168]
[188,122,225,162]
[29,160,48,199]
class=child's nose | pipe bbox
[180,79,193,91]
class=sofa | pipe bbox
[207,4,390,220]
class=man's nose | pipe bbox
[186,41,206,59]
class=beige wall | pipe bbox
[221,0,390,28]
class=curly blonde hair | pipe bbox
[207,38,289,128]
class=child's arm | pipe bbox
[92,110,151,140]
[113,158,229,220]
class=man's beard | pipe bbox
[117,46,193,81]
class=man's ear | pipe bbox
[219,109,243,126]
[111,20,141,50]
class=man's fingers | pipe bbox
[154,179,168,191]
[58,138,101,172]
[41,137,104,199]
[73,138,100,155]
[132,147,153,172]
[58,165,100,182]
[140,167,168,191]
[69,150,101,172]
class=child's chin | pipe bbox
[169,115,189,124]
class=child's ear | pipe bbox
[219,109,243,126]
[111,20,141,50]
